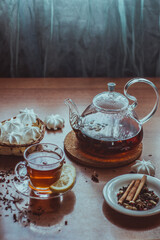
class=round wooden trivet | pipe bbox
[64,131,142,168]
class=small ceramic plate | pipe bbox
[103,174,160,217]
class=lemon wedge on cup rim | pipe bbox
[50,164,76,193]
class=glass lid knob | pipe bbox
[108,82,116,92]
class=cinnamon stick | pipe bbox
[126,179,140,202]
[118,180,135,205]
[132,175,147,202]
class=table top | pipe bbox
[0,77,160,240]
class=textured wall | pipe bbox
[0,0,160,77]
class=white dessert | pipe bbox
[2,132,23,144]
[131,159,155,176]
[44,114,64,130]
[0,109,45,156]
[0,108,42,145]
[23,126,41,142]
[2,118,22,133]
[17,108,37,125]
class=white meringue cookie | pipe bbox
[2,132,23,144]
[22,126,41,142]
[44,114,64,130]
[131,159,155,176]
[2,118,22,133]
[0,125,7,140]
[17,108,37,125]
[0,122,4,136]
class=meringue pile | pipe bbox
[0,108,41,145]
[44,114,64,130]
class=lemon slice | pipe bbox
[50,164,76,193]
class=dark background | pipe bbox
[0,0,160,78]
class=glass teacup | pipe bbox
[15,143,64,192]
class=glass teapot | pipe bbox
[65,78,159,158]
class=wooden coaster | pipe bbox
[64,131,143,168]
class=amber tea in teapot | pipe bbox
[65,78,159,160]
[74,114,143,157]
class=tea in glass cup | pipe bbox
[15,143,64,192]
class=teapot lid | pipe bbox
[93,82,129,112]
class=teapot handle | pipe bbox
[124,78,159,125]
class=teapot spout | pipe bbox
[65,98,80,131]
